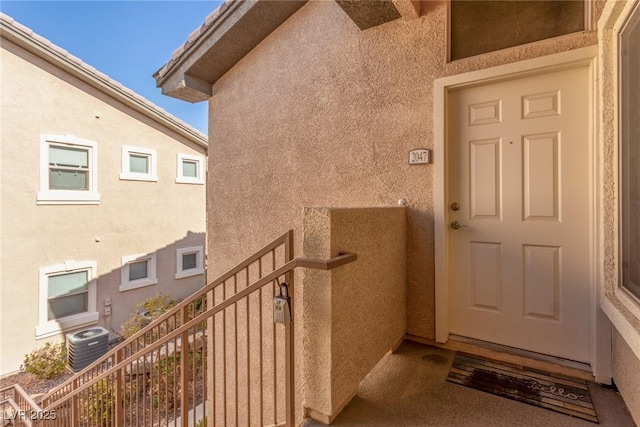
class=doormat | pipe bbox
[446,352,598,423]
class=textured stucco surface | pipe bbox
[195,0,640,422]
[206,0,603,345]
[302,207,406,420]
[203,8,610,418]
[613,330,640,424]
[0,37,206,374]
[302,209,334,417]
[334,0,401,30]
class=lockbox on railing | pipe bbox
[66,327,109,372]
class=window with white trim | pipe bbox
[120,146,158,181]
[37,261,98,338]
[120,253,158,291]
[620,2,640,302]
[38,135,100,204]
[176,153,205,184]
[175,246,205,279]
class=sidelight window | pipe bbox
[620,2,640,301]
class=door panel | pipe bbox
[448,66,591,362]
[523,133,559,220]
[470,139,501,219]
[470,241,502,311]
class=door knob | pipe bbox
[450,221,468,230]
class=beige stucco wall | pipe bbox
[613,330,640,423]
[195,0,640,423]
[302,207,406,421]
[206,0,603,345]
[0,38,206,375]
[202,0,612,422]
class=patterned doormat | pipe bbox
[447,352,598,423]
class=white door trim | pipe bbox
[433,45,611,380]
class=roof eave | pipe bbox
[1,14,208,149]
[153,0,422,103]
[153,0,309,103]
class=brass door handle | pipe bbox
[450,221,469,230]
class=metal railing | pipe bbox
[1,384,41,426]
[12,231,356,427]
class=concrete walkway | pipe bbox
[302,341,636,427]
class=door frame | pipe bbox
[433,45,611,380]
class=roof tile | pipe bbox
[159,0,238,79]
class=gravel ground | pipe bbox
[0,369,74,397]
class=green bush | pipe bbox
[22,342,67,379]
[82,378,115,427]
[121,293,180,339]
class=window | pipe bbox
[176,246,204,279]
[120,253,158,291]
[620,2,640,301]
[176,154,205,184]
[38,135,99,204]
[449,1,586,61]
[37,261,98,338]
[120,146,158,181]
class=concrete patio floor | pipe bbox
[302,341,636,427]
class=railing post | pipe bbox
[285,230,295,427]
[181,307,189,427]
[114,351,123,426]
[70,378,78,427]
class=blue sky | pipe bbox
[1,1,222,134]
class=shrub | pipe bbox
[22,342,67,379]
[121,293,180,338]
[82,378,115,426]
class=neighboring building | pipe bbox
[154,0,640,424]
[0,14,207,376]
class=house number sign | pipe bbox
[409,149,430,165]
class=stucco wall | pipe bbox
[302,207,406,421]
[206,0,603,342]
[0,38,206,374]
[613,330,640,423]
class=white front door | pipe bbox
[447,66,591,363]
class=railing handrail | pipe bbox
[1,384,39,427]
[0,384,40,409]
[41,231,294,404]
[42,251,357,411]
[295,252,357,270]
[39,231,356,418]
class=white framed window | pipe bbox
[176,153,205,184]
[38,135,100,204]
[175,246,205,279]
[120,146,158,182]
[36,261,98,338]
[120,253,158,291]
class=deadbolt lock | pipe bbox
[450,202,460,211]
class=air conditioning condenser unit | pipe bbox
[66,327,109,372]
